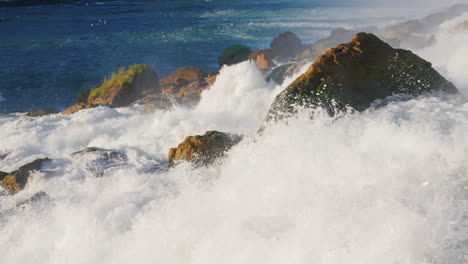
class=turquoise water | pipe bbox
[0,0,415,111]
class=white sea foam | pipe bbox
[1,6,468,264]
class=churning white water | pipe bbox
[2,9,468,264]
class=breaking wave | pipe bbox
[1,5,468,264]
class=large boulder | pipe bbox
[218,45,253,66]
[270,31,302,59]
[1,158,50,194]
[64,64,160,114]
[263,33,458,125]
[168,131,242,167]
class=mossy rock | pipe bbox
[218,45,253,66]
[26,109,57,117]
[88,64,160,107]
[168,131,242,167]
[264,33,458,125]
[1,158,50,194]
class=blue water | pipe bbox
[0,0,416,111]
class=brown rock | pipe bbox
[1,158,50,194]
[63,102,89,115]
[160,66,206,87]
[168,131,242,167]
[248,49,276,74]
[263,33,458,127]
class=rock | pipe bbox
[379,4,468,49]
[15,191,49,208]
[161,66,205,86]
[72,147,127,177]
[380,19,425,40]
[267,60,311,85]
[63,64,160,114]
[263,33,458,125]
[451,21,468,33]
[63,102,88,115]
[0,171,8,182]
[168,131,242,167]
[160,66,206,93]
[141,95,174,112]
[270,31,302,59]
[1,158,50,194]
[26,108,57,117]
[296,27,372,60]
[218,44,253,66]
[248,49,277,74]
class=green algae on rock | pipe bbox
[168,131,242,167]
[263,33,458,125]
[64,64,160,114]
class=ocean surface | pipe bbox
[2,1,468,263]
[0,0,425,111]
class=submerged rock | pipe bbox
[263,33,458,125]
[168,131,242,167]
[270,31,302,59]
[1,158,50,194]
[64,64,160,114]
[218,44,253,66]
[72,147,128,177]
[26,109,58,117]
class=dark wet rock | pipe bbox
[64,64,160,115]
[72,147,128,177]
[26,108,58,117]
[267,60,311,85]
[218,44,253,66]
[271,31,302,59]
[168,131,242,167]
[0,152,9,160]
[0,171,8,182]
[1,158,50,194]
[263,33,458,126]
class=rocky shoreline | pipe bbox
[1,4,466,197]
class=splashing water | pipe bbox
[1,8,468,264]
